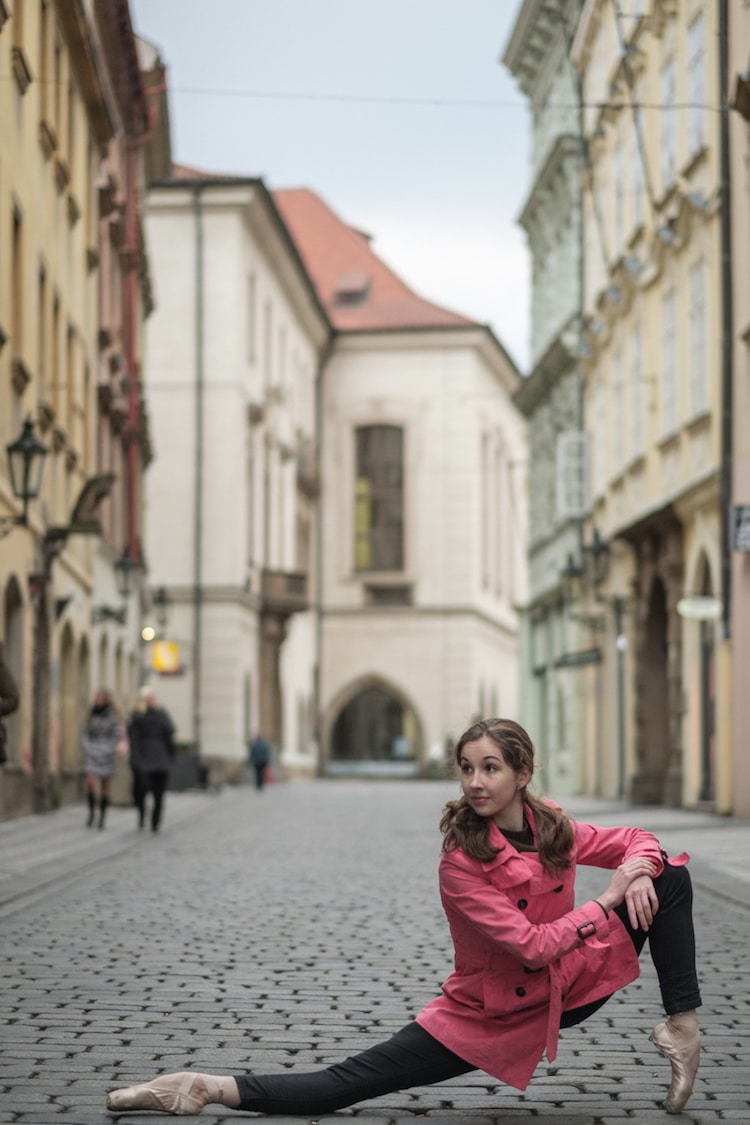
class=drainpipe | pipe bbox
[717,0,734,812]
[192,186,205,758]
[124,139,140,561]
[719,0,733,640]
[313,338,333,778]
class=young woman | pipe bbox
[81,689,122,829]
[107,717,701,1117]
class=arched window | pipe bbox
[354,425,403,571]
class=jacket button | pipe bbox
[515,986,526,997]
[518,898,528,909]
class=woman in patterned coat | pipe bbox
[82,689,121,829]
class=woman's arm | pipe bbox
[440,853,656,968]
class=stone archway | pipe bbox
[630,518,684,806]
[326,678,424,777]
[3,576,24,764]
[59,623,78,773]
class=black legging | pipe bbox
[233,863,701,1114]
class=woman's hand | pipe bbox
[623,874,659,931]
[598,856,658,919]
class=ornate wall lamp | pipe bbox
[140,586,171,643]
[92,547,141,624]
[1,417,48,538]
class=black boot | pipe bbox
[87,792,96,828]
[98,796,109,830]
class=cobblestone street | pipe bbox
[1,780,749,1123]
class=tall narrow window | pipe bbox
[354,425,403,571]
[11,208,22,358]
[632,103,646,228]
[38,266,47,401]
[613,346,624,474]
[688,13,706,155]
[660,57,677,193]
[662,290,677,434]
[689,259,707,415]
[247,273,256,363]
[631,319,644,458]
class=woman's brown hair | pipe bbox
[440,717,574,873]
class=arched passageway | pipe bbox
[328,681,423,777]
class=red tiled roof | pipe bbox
[273,188,476,333]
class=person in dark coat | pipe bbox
[127,687,176,832]
[247,733,272,790]
[81,688,121,828]
[0,641,20,766]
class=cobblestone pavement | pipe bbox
[1,781,749,1124]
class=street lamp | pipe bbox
[92,546,141,624]
[2,416,48,535]
[114,546,140,599]
[152,586,171,637]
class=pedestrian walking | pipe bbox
[81,689,121,829]
[247,732,272,790]
[0,641,19,767]
[127,687,176,833]
[106,716,701,1118]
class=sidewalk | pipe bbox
[0,788,220,914]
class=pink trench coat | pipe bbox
[417,805,687,1090]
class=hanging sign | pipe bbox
[152,640,181,674]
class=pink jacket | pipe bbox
[417,805,684,1089]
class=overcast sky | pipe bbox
[129,0,530,370]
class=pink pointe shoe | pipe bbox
[106,1071,224,1115]
[648,1013,700,1114]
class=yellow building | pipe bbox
[729,0,750,816]
[0,1,152,817]
[571,1,727,808]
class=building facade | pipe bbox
[504,0,588,798]
[141,169,329,778]
[729,0,750,815]
[0,0,153,818]
[571,0,728,807]
[276,189,527,775]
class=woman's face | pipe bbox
[94,690,107,708]
[458,735,530,830]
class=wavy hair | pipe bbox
[440,717,574,873]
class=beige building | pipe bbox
[571,1,728,807]
[0,1,153,818]
[729,0,750,816]
[276,189,526,774]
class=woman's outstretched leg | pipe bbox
[107,1023,475,1116]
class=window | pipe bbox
[688,13,706,154]
[662,290,677,434]
[631,319,644,457]
[247,273,256,363]
[689,259,707,415]
[614,138,625,255]
[660,58,677,193]
[354,425,403,571]
[613,346,624,473]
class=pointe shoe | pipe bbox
[649,1015,700,1114]
[106,1071,224,1115]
